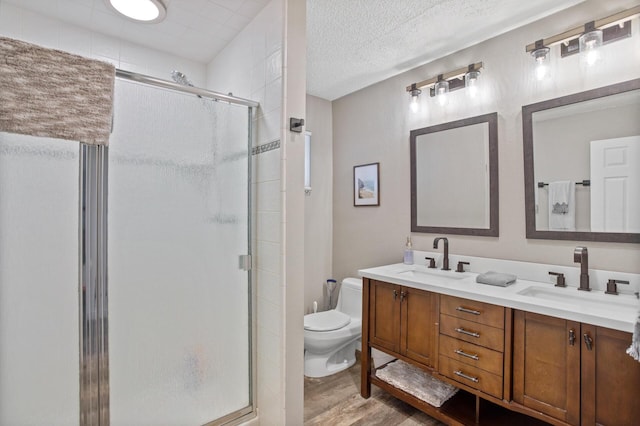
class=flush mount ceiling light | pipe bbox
[406,62,483,110]
[106,0,167,23]
[525,5,639,69]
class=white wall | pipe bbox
[304,95,333,313]
[0,1,205,85]
[332,0,640,281]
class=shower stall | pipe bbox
[0,70,257,425]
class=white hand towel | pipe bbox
[548,181,575,230]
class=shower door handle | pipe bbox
[238,255,252,271]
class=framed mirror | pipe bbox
[410,112,499,236]
[523,78,640,243]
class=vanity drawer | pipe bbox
[439,355,503,399]
[440,295,504,329]
[439,334,503,376]
[440,314,504,352]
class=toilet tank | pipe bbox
[336,278,362,319]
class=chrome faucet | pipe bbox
[574,246,590,291]
[433,237,450,271]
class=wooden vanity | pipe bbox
[361,277,640,426]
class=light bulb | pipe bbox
[531,46,550,81]
[434,79,449,106]
[579,29,603,67]
[408,85,421,113]
[465,70,480,97]
[410,95,419,112]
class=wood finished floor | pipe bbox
[304,358,445,426]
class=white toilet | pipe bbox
[304,277,362,378]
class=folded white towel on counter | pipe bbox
[476,271,517,287]
[626,309,640,362]
[548,181,575,230]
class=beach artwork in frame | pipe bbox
[353,162,380,206]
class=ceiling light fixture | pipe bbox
[525,5,639,70]
[406,62,483,109]
[106,0,167,23]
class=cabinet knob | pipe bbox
[569,329,576,346]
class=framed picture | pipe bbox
[353,162,380,206]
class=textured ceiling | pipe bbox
[307,0,585,100]
[5,0,586,100]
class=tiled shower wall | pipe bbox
[206,0,286,424]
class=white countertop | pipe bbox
[359,260,640,333]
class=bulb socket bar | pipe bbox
[525,5,639,53]
[406,62,483,93]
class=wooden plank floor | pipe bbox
[304,357,445,426]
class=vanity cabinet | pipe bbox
[369,279,438,367]
[513,311,640,426]
[438,295,506,399]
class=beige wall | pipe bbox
[332,0,640,281]
[304,95,334,313]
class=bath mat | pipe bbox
[375,359,458,407]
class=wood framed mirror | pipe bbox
[522,78,640,243]
[410,112,499,236]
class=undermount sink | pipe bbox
[517,285,639,313]
[397,267,468,281]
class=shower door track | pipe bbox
[115,69,259,108]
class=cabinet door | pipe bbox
[581,325,640,426]
[400,287,438,367]
[513,311,580,425]
[369,280,401,353]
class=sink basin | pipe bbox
[397,267,468,281]
[517,285,639,313]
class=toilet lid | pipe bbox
[304,310,351,332]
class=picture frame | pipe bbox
[353,162,380,206]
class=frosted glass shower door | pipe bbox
[108,80,251,425]
[0,134,80,425]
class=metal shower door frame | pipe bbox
[78,70,257,426]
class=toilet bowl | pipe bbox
[304,277,362,378]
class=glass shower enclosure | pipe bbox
[0,71,256,425]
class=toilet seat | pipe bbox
[304,310,351,332]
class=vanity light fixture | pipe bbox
[434,75,450,106]
[409,83,422,112]
[465,66,481,97]
[531,40,550,81]
[579,22,603,67]
[406,62,483,109]
[105,0,167,23]
[525,5,639,70]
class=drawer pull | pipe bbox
[454,370,479,383]
[456,306,481,315]
[454,349,479,360]
[455,327,480,338]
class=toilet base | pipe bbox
[304,340,358,378]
